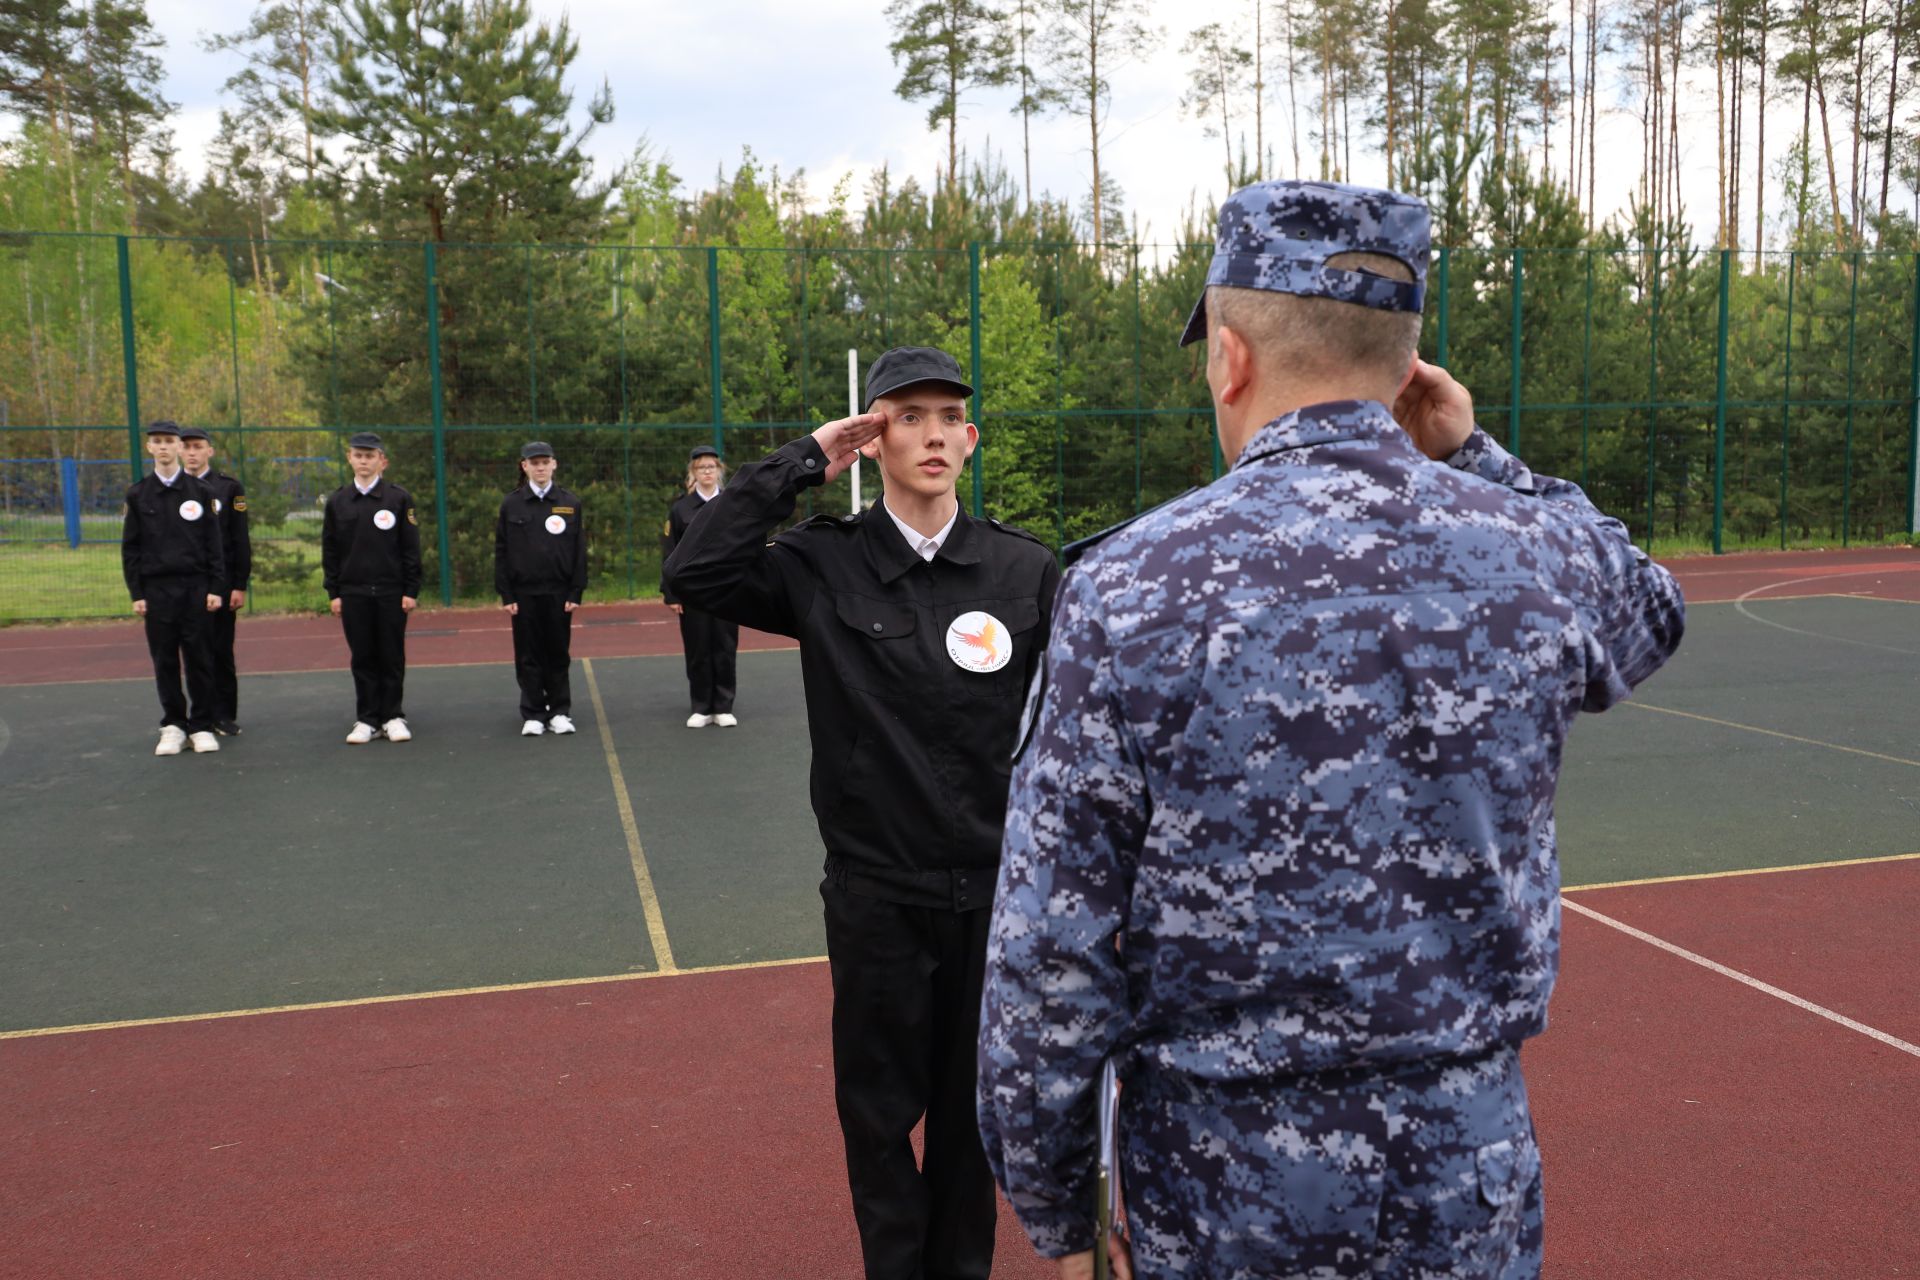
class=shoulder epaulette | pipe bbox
[1062,487,1201,567]
[981,517,1051,550]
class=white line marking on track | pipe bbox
[1561,896,1920,1059]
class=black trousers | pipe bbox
[209,600,239,722]
[678,607,737,714]
[510,593,573,720]
[821,880,996,1280]
[339,594,408,724]
[142,576,217,734]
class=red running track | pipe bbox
[4,860,1915,1278]
[0,600,794,686]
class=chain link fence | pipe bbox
[2,231,1916,622]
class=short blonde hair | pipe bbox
[1207,251,1422,386]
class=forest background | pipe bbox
[3,0,1919,618]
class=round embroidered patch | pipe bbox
[545,514,567,535]
[946,610,1011,673]
[213,498,223,514]
[178,500,204,521]
[373,509,397,531]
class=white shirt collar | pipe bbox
[155,466,180,486]
[694,485,719,502]
[882,498,958,563]
[531,481,550,498]
[355,478,378,495]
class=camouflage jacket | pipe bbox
[977,398,1686,1255]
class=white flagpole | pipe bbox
[848,349,861,514]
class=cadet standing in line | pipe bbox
[494,440,588,737]
[660,444,739,728]
[978,181,1688,1280]
[122,420,227,756]
[178,426,252,736]
[321,432,421,744]
[666,347,1060,1280]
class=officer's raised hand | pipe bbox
[1391,357,1476,461]
[810,411,887,483]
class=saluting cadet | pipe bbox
[494,440,588,736]
[666,346,1060,1280]
[978,181,1688,1280]
[178,426,252,736]
[321,431,422,744]
[122,420,226,757]
[660,444,739,727]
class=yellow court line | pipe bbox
[0,954,829,1042]
[584,657,678,972]
[1624,702,1920,769]
[1565,850,1920,893]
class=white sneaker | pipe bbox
[189,731,220,753]
[521,718,546,736]
[713,713,738,727]
[382,718,412,743]
[548,714,576,735]
[686,713,712,728]
[154,726,187,756]
[345,721,378,744]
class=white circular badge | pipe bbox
[178,500,204,521]
[946,611,1012,673]
[213,497,223,514]
[545,514,567,535]
[373,509,397,531]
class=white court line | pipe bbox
[1561,896,1920,1060]
[1734,572,1920,655]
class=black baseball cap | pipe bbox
[521,440,554,459]
[146,419,183,437]
[176,425,211,442]
[689,445,720,461]
[863,347,973,411]
[347,431,385,452]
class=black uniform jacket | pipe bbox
[121,470,225,599]
[659,489,720,607]
[664,436,1061,910]
[494,483,588,604]
[322,478,423,598]
[194,469,252,594]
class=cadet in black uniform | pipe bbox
[665,347,1060,1280]
[321,431,422,744]
[660,444,738,727]
[494,440,588,736]
[177,425,252,735]
[122,420,227,756]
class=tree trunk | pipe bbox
[1848,0,1866,237]
[1284,0,1302,176]
[1716,0,1727,246]
[1812,71,1844,245]
[1253,0,1265,180]
[1587,0,1598,226]
[1090,22,1103,245]
[1384,0,1398,187]
[1757,6,1769,254]
[1886,0,1906,216]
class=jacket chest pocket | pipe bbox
[829,594,921,696]
[945,597,1042,700]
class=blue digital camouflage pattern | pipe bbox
[1125,1047,1542,1278]
[977,399,1685,1270]
[1178,180,1432,345]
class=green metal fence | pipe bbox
[2,232,1917,622]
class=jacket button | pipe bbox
[804,458,817,469]
[871,622,883,632]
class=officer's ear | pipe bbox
[1394,350,1420,399]
[959,421,979,461]
[1210,323,1257,407]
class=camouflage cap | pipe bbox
[1178,179,1432,347]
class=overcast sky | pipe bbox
[131,0,1842,247]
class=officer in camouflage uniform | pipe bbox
[977,180,1687,1280]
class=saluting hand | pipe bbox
[1391,358,1477,461]
[811,412,887,483]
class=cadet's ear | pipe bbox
[960,421,979,460]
